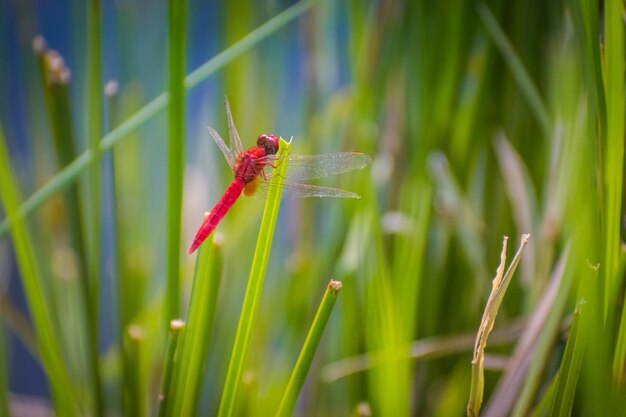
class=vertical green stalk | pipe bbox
[604,0,625,319]
[166,0,188,324]
[124,325,145,417]
[168,237,223,416]
[217,139,291,417]
[86,1,104,415]
[277,280,342,417]
[33,42,92,383]
[476,3,551,139]
[0,125,76,416]
[548,301,585,416]
[157,320,185,417]
[104,80,133,416]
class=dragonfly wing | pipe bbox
[246,180,361,199]
[208,126,235,168]
[281,152,373,181]
[224,96,244,157]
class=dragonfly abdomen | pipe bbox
[187,177,246,253]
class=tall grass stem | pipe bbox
[168,237,223,416]
[165,0,188,324]
[157,320,185,417]
[217,139,291,417]
[86,1,105,414]
[277,280,342,417]
[0,125,76,416]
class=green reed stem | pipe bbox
[477,3,551,139]
[604,0,625,330]
[165,0,188,324]
[217,139,291,417]
[0,125,76,416]
[168,238,223,416]
[277,280,342,417]
[548,301,585,416]
[124,325,145,417]
[86,1,105,415]
[157,319,185,417]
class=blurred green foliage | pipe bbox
[1,0,625,415]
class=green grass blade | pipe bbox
[168,238,223,416]
[165,0,188,324]
[0,0,320,240]
[530,374,557,417]
[124,325,145,417]
[277,280,342,417]
[157,319,186,417]
[508,253,573,417]
[392,179,431,340]
[568,0,606,130]
[548,301,585,416]
[477,3,551,138]
[0,125,76,416]
[33,39,96,409]
[86,1,105,414]
[604,0,625,326]
[217,138,291,417]
[614,289,626,383]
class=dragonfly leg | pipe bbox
[260,170,287,181]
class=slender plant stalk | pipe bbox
[507,250,575,413]
[477,3,551,139]
[168,237,223,416]
[607,0,626,378]
[615,295,626,382]
[361,186,409,416]
[0,0,321,240]
[125,325,145,417]
[86,1,105,415]
[165,0,188,324]
[217,139,291,417]
[277,280,342,417]
[467,235,530,417]
[392,180,431,340]
[548,301,585,416]
[33,40,96,402]
[104,80,135,416]
[32,38,88,278]
[157,319,186,417]
[0,125,76,416]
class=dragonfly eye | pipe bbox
[256,134,279,155]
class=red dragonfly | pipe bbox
[187,98,373,253]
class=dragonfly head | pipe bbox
[256,134,279,155]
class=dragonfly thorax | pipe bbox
[234,147,270,184]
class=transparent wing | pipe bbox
[246,180,361,199]
[278,152,373,181]
[224,96,244,157]
[207,126,235,168]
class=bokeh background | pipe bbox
[1,0,625,416]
